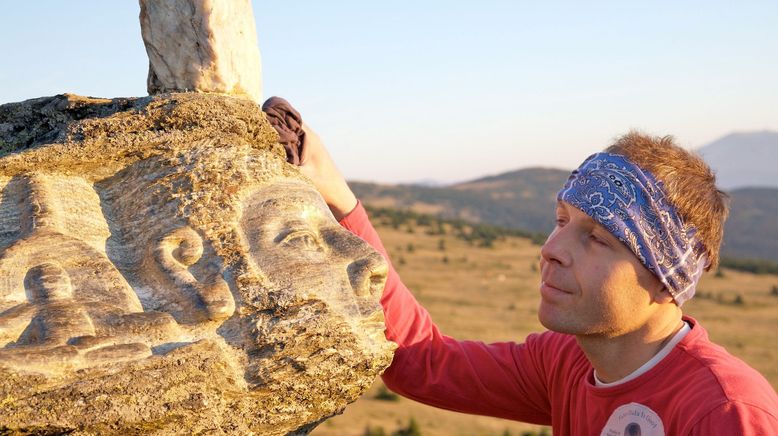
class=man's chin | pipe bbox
[537,302,578,335]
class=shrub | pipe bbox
[521,431,551,436]
[719,257,778,275]
[416,215,432,227]
[392,417,421,436]
[364,425,387,436]
[366,205,542,247]
[530,233,548,246]
[374,386,399,402]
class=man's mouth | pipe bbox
[539,275,573,296]
[540,264,571,295]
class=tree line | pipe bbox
[366,206,548,248]
[367,205,778,276]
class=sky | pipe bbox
[1,1,777,184]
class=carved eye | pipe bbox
[281,230,323,251]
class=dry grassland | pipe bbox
[313,221,778,436]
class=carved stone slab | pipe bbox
[0,93,395,434]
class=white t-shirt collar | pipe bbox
[594,321,691,388]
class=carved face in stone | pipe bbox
[241,182,387,320]
[75,139,393,378]
[94,141,387,322]
[0,94,393,433]
[0,149,389,413]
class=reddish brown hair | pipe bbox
[605,131,729,269]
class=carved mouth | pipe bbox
[354,309,395,353]
[359,309,385,326]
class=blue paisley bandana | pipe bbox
[558,152,707,306]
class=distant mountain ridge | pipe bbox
[697,131,778,190]
[351,167,569,233]
[721,187,778,262]
[351,131,778,262]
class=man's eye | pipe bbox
[589,233,608,246]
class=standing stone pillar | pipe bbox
[140,0,264,103]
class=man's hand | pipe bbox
[299,124,358,220]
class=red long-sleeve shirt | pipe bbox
[340,202,778,435]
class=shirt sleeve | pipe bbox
[339,201,553,424]
[689,401,778,435]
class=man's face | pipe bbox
[538,201,665,337]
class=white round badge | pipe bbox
[600,402,665,436]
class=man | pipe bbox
[299,127,778,435]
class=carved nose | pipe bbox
[347,252,388,298]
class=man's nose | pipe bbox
[347,251,388,298]
[540,227,572,267]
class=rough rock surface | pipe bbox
[0,93,395,434]
[140,0,263,103]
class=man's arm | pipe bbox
[300,126,553,423]
[299,125,358,220]
[341,201,553,422]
